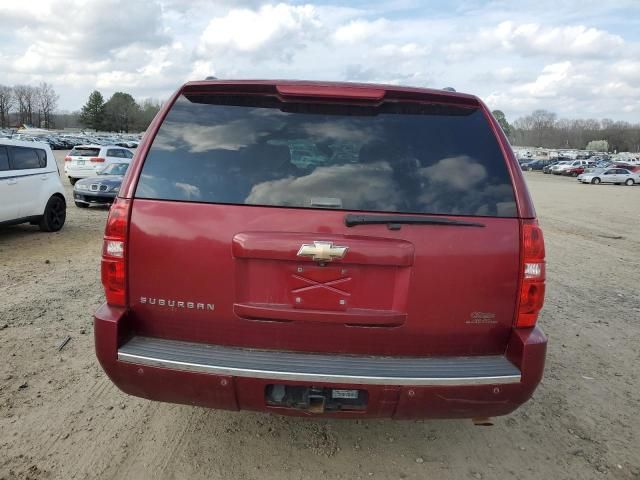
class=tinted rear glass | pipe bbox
[10,146,46,169]
[71,147,100,157]
[136,94,516,217]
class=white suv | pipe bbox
[64,145,134,184]
[0,139,66,232]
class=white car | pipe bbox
[64,145,134,184]
[580,167,640,185]
[0,139,66,231]
[547,161,572,174]
[552,159,590,174]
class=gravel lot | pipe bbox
[1,151,639,480]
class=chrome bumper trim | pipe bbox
[118,336,521,386]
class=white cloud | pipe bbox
[475,66,531,84]
[492,21,625,57]
[7,0,168,63]
[610,61,640,82]
[189,60,217,81]
[343,64,427,86]
[513,62,583,98]
[447,21,626,60]
[374,43,430,59]
[0,0,639,123]
[197,3,321,59]
[486,59,640,118]
[332,19,389,44]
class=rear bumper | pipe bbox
[74,191,116,204]
[65,166,98,178]
[118,335,522,386]
[95,304,547,419]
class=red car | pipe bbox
[95,80,546,421]
[613,163,640,173]
[563,165,589,176]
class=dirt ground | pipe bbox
[1,151,639,480]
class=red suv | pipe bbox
[95,80,546,420]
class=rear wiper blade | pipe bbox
[344,213,485,229]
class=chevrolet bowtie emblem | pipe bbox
[297,241,348,262]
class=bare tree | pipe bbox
[1,82,63,131]
[23,85,37,126]
[13,85,39,126]
[511,110,640,152]
[37,82,59,128]
[13,85,28,125]
[34,87,42,128]
[0,85,15,128]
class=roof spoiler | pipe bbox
[182,80,479,107]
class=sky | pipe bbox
[1,0,639,122]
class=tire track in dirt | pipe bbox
[108,406,200,480]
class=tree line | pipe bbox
[0,83,59,129]
[79,90,161,133]
[493,109,640,153]
[2,83,637,147]
[0,83,161,133]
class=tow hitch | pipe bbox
[266,385,368,413]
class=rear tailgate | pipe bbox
[67,147,100,170]
[126,85,521,357]
[128,203,518,356]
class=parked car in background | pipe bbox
[115,141,139,148]
[0,139,66,231]
[95,80,547,421]
[580,167,640,185]
[577,167,603,182]
[546,161,571,174]
[64,145,134,184]
[73,163,128,208]
[520,160,532,170]
[594,160,611,169]
[562,162,595,177]
[53,137,74,150]
[542,161,559,174]
[563,166,586,177]
[613,163,640,173]
[522,160,552,171]
[542,158,572,173]
[552,160,590,175]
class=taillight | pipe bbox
[101,198,131,307]
[517,220,546,328]
[90,157,106,163]
[64,156,71,162]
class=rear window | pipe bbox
[10,146,46,170]
[106,149,120,157]
[136,94,516,217]
[70,147,100,157]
